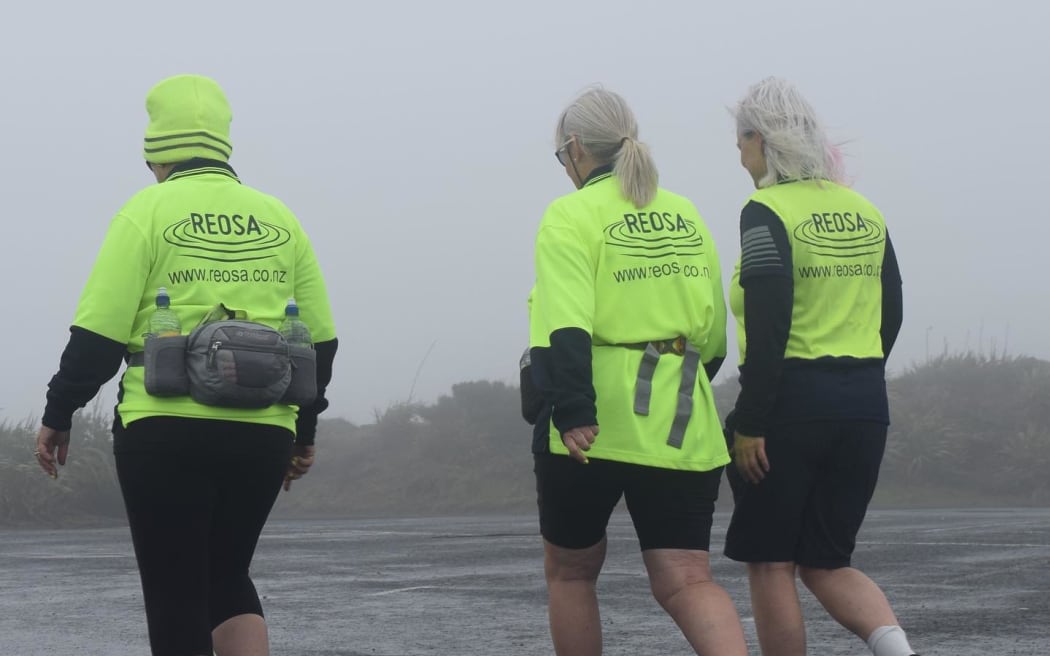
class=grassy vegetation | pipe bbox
[4,353,1049,526]
[0,404,124,526]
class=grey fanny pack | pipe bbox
[133,320,317,408]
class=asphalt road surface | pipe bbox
[2,509,1047,655]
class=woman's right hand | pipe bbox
[733,433,769,484]
[34,426,70,479]
[562,425,599,464]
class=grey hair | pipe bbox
[556,87,658,208]
[733,77,845,188]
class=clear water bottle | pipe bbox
[279,298,312,348]
[147,287,182,337]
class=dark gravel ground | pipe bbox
[2,508,1047,655]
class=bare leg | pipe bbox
[748,562,805,656]
[544,537,607,656]
[212,613,269,656]
[799,566,898,641]
[643,549,748,656]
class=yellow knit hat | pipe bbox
[143,74,233,163]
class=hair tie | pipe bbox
[620,137,630,147]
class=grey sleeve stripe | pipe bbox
[742,234,774,248]
[741,224,786,273]
[742,236,779,262]
[743,235,774,249]
[743,245,779,257]
[742,253,780,265]
[742,225,774,245]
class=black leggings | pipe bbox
[114,416,292,656]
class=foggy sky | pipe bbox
[1,0,1046,425]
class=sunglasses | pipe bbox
[554,138,573,166]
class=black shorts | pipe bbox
[724,420,887,568]
[534,452,723,551]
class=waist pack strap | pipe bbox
[628,339,701,449]
[632,343,661,416]
[127,352,144,367]
[621,336,687,356]
[666,343,701,449]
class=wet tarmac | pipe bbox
[2,509,1047,655]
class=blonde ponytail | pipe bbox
[556,87,659,208]
[614,137,658,208]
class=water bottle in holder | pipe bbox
[278,298,312,348]
[147,287,181,337]
[142,287,189,398]
[277,297,317,405]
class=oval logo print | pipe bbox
[604,211,704,260]
[793,211,883,258]
[163,213,292,262]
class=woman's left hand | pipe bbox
[283,444,316,491]
[733,433,769,484]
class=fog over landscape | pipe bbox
[1,0,1046,424]
[2,8,1048,654]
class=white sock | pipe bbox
[867,625,915,656]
